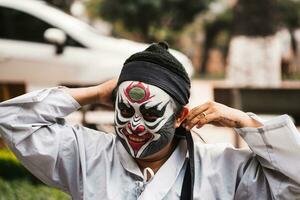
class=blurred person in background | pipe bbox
[0,42,300,199]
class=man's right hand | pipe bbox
[96,79,117,108]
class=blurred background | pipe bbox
[1,0,300,199]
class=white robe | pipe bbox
[0,87,299,200]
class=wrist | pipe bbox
[94,82,114,108]
[91,86,102,105]
[240,113,263,128]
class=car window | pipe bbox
[0,6,85,48]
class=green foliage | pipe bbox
[193,72,225,80]
[0,178,14,200]
[199,0,300,42]
[232,0,300,36]
[86,0,213,42]
[199,0,300,72]
[0,149,17,161]
[233,0,280,36]
[283,73,300,80]
[277,0,300,30]
[0,149,70,200]
[45,0,73,13]
[0,150,34,181]
[199,8,233,73]
[0,178,70,200]
[204,8,233,50]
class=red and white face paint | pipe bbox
[115,81,177,158]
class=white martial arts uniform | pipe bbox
[0,88,299,200]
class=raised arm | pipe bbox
[0,79,116,195]
[183,101,300,198]
[63,79,116,107]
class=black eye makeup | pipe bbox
[140,101,169,122]
[142,112,158,122]
[117,96,134,118]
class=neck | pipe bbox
[135,138,178,177]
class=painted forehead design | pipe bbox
[118,81,172,106]
[124,82,154,104]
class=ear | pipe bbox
[175,107,189,128]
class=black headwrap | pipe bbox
[117,42,194,200]
[118,42,190,105]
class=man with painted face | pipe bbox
[115,81,180,159]
[1,42,300,200]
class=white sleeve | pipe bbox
[0,87,81,142]
[0,87,84,193]
[234,114,300,198]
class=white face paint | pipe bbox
[114,81,178,158]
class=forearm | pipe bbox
[234,109,263,128]
[63,79,116,107]
[63,85,100,106]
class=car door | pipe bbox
[0,5,95,87]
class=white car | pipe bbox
[0,0,194,90]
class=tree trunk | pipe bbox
[293,29,300,74]
[227,35,282,87]
[227,0,283,87]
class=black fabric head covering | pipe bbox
[117,42,194,200]
[118,41,191,105]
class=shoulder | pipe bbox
[71,125,116,155]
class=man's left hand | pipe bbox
[182,101,263,130]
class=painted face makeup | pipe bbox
[114,81,178,158]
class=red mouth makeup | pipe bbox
[120,128,153,154]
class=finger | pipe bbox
[185,108,214,130]
[195,112,218,128]
[187,110,211,129]
[185,102,211,122]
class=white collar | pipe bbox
[116,138,187,199]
